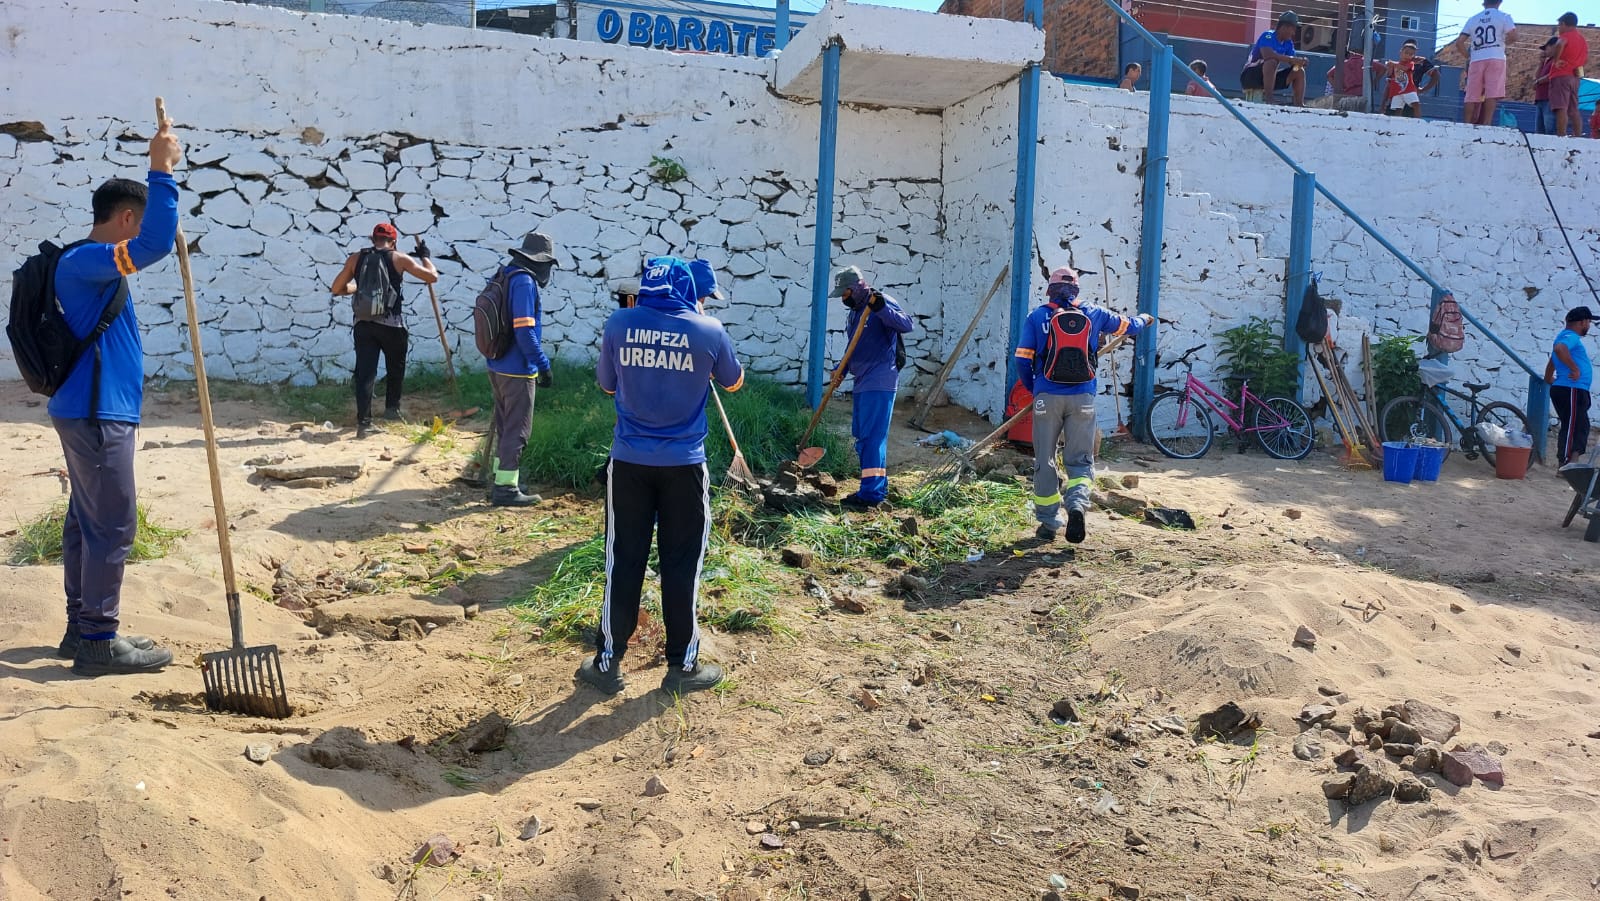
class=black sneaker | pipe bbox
[491,485,542,507]
[57,624,155,659]
[355,421,374,439]
[72,637,173,676]
[661,662,724,695]
[383,408,403,421]
[1034,523,1058,541]
[576,658,625,695]
[1066,509,1087,544]
[840,494,882,511]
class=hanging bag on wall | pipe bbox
[1295,279,1328,345]
[1427,293,1466,355]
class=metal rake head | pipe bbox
[202,644,291,719]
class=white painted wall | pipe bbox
[0,0,945,385]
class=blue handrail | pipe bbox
[1097,0,1548,456]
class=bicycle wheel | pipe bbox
[1473,401,1529,468]
[1250,396,1315,460]
[1145,391,1214,459]
[1379,395,1453,460]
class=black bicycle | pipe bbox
[1378,361,1528,468]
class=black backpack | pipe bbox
[1295,279,1328,345]
[352,248,400,321]
[473,268,515,360]
[7,239,129,411]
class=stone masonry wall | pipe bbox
[0,0,946,388]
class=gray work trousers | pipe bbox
[489,372,537,475]
[1030,392,1097,525]
[52,417,139,638]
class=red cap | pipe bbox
[371,222,399,241]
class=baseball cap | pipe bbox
[1277,10,1300,27]
[1567,306,1594,324]
[1048,267,1078,285]
[688,259,723,300]
[371,222,398,241]
[833,265,864,295]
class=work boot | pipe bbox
[57,623,155,659]
[1066,509,1087,544]
[839,494,882,511]
[383,408,403,421]
[576,658,625,695]
[491,485,542,507]
[72,637,173,676]
[1034,521,1060,541]
[661,662,724,695]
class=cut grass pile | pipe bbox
[511,478,1031,645]
[10,503,188,566]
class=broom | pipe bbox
[158,98,290,719]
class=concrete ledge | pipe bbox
[773,1,1043,110]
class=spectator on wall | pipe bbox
[1241,11,1307,106]
[1548,12,1589,137]
[1185,59,1214,97]
[1119,62,1142,92]
[1453,0,1517,126]
[1382,40,1434,117]
[1533,37,1559,134]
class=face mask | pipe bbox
[1048,282,1079,304]
[530,261,554,288]
[849,282,871,307]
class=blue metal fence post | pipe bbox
[807,39,842,408]
[1006,0,1045,402]
[1526,376,1550,464]
[776,0,790,50]
[1131,44,1171,439]
[1284,170,1316,399]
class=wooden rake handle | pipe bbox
[798,305,873,449]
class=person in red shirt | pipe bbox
[1549,12,1590,137]
[1383,40,1426,117]
[1185,59,1215,97]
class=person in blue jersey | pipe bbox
[581,256,744,697]
[1546,306,1592,467]
[833,266,915,510]
[49,122,184,676]
[482,232,557,507]
[1240,11,1307,106]
[1015,267,1153,544]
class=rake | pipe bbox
[709,385,757,488]
[158,98,291,719]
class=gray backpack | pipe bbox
[352,249,399,322]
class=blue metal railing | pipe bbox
[1098,0,1549,459]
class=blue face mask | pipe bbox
[1048,282,1080,304]
[849,282,871,307]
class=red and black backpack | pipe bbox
[1039,302,1096,385]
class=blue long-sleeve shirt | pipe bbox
[597,257,744,467]
[47,170,180,423]
[486,266,551,377]
[1015,300,1146,396]
[844,293,914,393]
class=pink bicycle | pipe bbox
[1144,372,1315,460]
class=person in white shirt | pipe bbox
[1453,0,1517,125]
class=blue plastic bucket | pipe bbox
[1412,444,1446,482]
[1382,442,1418,483]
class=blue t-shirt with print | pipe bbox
[1552,328,1592,390]
[1247,31,1296,66]
[47,171,180,424]
[597,257,745,467]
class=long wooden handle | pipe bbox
[425,281,455,383]
[710,387,742,457]
[799,306,873,448]
[910,263,1008,427]
[158,98,243,648]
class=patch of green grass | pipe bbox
[710,377,853,479]
[10,502,187,566]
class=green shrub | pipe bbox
[1217,317,1301,402]
[11,503,187,566]
[1371,334,1423,413]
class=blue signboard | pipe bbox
[579,1,806,58]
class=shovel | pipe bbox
[796,309,871,468]
[709,386,757,487]
[158,98,290,719]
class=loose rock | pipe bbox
[1293,625,1317,648]
[244,744,271,764]
[1298,703,1336,726]
[1111,882,1141,899]
[1333,747,1365,768]
[907,716,925,731]
[1283,508,1303,520]
[857,689,881,712]
[1322,775,1354,799]
[1123,827,1149,847]
[1394,776,1430,803]
[518,814,544,841]
[1293,732,1325,761]
[1120,474,1140,489]
[465,713,510,753]
[900,516,920,536]
[759,833,785,850]
[395,619,426,641]
[831,593,869,614]
[1347,764,1397,806]
[1151,713,1186,735]
[412,834,458,867]
[1194,701,1261,739]
[803,747,835,767]
[780,546,814,569]
[643,775,669,797]
[1444,744,1504,787]
[1387,720,1423,746]
[575,798,603,810]
[896,573,929,595]
[1383,743,1417,758]
[1400,699,1461,743]
[1405,745,1444,773]
[1050,699,1081,724]
[745,820,767,835]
